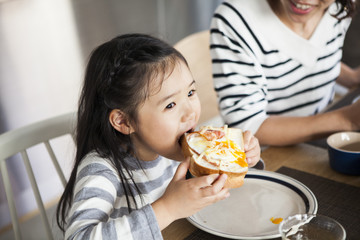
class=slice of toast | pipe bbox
[182,126,248,188]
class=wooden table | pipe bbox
[162,143,360,239]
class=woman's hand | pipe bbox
[152,158,229,229]
[243,130,261,167]
[341,96,360,131]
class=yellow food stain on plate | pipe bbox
[270,217,283,224]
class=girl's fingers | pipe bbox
[244,130,259,150]
[247,156,257,167]
[210,173,227,190]
[191,173,220,188]
[172,157,190,181]
[243,130,252,150]
[200,174,228,197]
[202,187,230,202]
[246,147,259,163]
[243,131,260,166]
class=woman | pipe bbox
[210,0,360,146]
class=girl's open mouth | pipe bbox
[178,128,194,146]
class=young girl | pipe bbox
[56,33,260,239]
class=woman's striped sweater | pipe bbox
[210,0,351,133]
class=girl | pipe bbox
[56,33,260,239]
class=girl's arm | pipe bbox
[152,158,229,230]
[65,156,162,240]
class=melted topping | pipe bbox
[200,129,225,141]
[192,126,247,169]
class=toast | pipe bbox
[181,125,248,188]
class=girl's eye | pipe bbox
[188,89,196,97]
[166,102,176,109]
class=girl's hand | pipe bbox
[152,158,229,229]
[243,130,260,167]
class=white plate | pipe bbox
[187,170,318,239]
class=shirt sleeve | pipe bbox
[210,2,270,134]
[64,158,162,240]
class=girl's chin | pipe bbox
[163,147,186,161]
[171,151,186,161]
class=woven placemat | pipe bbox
[185,167,360,240]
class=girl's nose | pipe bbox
[182,111,196,123]
[181,102,196,123]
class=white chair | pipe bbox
[174,30,221,125]
[0,112,76,240]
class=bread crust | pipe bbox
[181,127,248,188]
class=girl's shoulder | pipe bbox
[77,151,117,176]
[77,152,179,175]
[73,152,121,196]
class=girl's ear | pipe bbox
[109,109,135,135]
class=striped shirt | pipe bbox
[210,0,351,133]
[65,152,179,240]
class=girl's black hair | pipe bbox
[56,33,187,231]
[334,0,357,19]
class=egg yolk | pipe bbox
[270,217,283,224]
[214,141,247,167]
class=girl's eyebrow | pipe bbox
[157,80,196,105]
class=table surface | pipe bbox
[162,143,360,240]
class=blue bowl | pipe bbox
[327,132,360,175]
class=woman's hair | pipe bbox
[56,33,187,231]
[334,0,357,19]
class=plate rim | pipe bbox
[186,170,318,239]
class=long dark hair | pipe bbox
[56,33,187,231]
[333,0,357,19]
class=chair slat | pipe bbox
[44,141,67,187]
[0,159,22,240]
[0,112,76,239]
[21,150,54,240]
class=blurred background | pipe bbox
[0,0,359,234]
[0,0,223,231]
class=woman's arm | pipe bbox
[255,101,360,146]
[336,62,360,88]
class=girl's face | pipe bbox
[279,0,335,24]
[131,60,201,161]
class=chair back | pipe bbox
[0,112,76,240]
[174,30,219,124]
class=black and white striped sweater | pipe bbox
[210,0,351,133]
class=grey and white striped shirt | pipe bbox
[210,0,351,133]
[65,152,179,240]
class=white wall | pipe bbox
[0,0,82,228]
